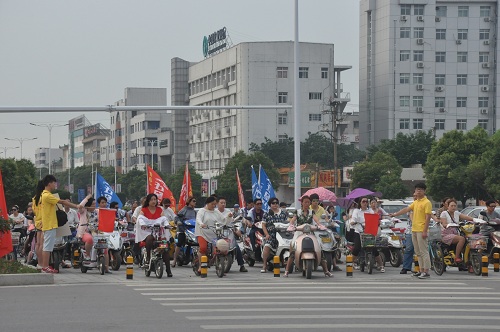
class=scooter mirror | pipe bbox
[480,211,487,217]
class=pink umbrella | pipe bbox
[302,187,337,203]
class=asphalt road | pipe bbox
[2,261,500,332]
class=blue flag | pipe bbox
[251,166,261,200]
[259,165,275,212]
[95,172,123,208]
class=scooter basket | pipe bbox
[375,236,388,248]
[11,232,20,246]
[361,234,375,247]
[428,226,442,241]
[468,235,488,250]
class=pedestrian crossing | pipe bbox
[127,280,500,331]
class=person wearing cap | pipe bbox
[232,204,241,218]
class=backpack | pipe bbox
[56,206,68,227]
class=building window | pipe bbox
[278,135,288,143]
[278,92,288,104]
[321,67,328,79]
[479,52,489,63]
[436,29,446,40]
[308,114,322,121]
[231,66,236,81]
[435,97,445,108]
[436,52,446,63]
[456,119,467,130]
[400,73,410,84]
[309,92,322,100]
[457,52,468,63]
[413,50,424,61]
[400,119,410,129]
[353,121,359,129]
[299,67,309,78]
[413,27,424,39]
[479,97,489,108]
[278,113,287,125]
[435,74,445,85]
[480,6,491,17]
[480,29,490,40]
[400,50,410,61]
[479,74,489,85]
[457,74,467,85]
[458,6,469,17]
[414,5,424,15]
[457,97,467,108]
[413,119,423,130]
[401,4,411,15]
[458,29,468,40]
[413,96,423,107]
[400,96,410,107]
[436,6,447,17]
[413,73,423,84]
[277,67,288,78]
[400,27,410,38]
[478,119,488,130]
[435,119,445,130]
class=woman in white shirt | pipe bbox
[439,198,474,263]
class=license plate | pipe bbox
[321,237,332,243]
[391,236,400,241]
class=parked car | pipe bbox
[460,206,500,218]
[379,200,410,229]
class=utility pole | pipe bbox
[4,137,37,159]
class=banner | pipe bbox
[0,169,13,258]
[259,165,275,212]
[95,173,123,208]
[236,169,246,208]
[251,165,261,200]
[201,179,209,197]
[147,165,176,212]
[178,162,192,210]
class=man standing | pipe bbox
[217,197,248,272]
[40,175,82,273]
[391,183,432,279]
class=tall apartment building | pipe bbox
[34,147,63,170]
[172,41,353,177]
[359,0,499,149]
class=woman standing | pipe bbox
[284,195,333,277]
[137,193,172,277]
[261,197,288,273]
[32,181,45,269]
[440,198,474,264]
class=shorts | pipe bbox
[176,232,186,247]
[43,229,57,252]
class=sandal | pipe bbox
[283,271,289,277]
[324,271,333,277]
[260,269,267,273]
[377,266,385,273]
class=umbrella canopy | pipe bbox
[302,187,337,203]
[336,188,382,209]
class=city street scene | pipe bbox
[1,1,500,331]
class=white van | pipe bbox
[379,199,410,223]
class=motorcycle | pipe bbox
[142,224,172,279]
[175,218,198,266]
[290,224,322,279]
[478,211,500,262]
[378,217,404,267]
[80,233,109,275]
[106,222,123,271]
[241,219,265,266]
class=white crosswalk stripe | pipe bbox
[127,279,500,331]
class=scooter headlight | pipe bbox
[303,224,311,233]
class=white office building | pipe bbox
[171,41,353,176]
[359,0,500,149]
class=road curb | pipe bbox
[0,273,54,286]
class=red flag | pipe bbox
[178,162,192,211]
[236,169,246,209]
[0,169,13,258]
[98,208,116,232]
[147,165,176,212]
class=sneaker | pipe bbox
[36,264,43,270]
[353,264,360,270]
[377,266,385,273]
[418,272,431,279]
[239,266,248,272]
[412,271,421,277]
[41,267,59,274]
[400,268,409,274]
[105,270,112,274]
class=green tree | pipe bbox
[0,158,38,209]
[367,130,435,167]
[424,127,489,206]
[215,151,279,204]
[249,136,294,167]
[350,151,408,198]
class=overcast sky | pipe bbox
[0,0,359,161]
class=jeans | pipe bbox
[402,233,414,271]
[235,244,244,266]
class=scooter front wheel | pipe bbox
[470,252,482,276]
[155,259,164,279]
[80,254,88,273]
[367,253,374,275]
[389,248,403,267]
[216,256,226,278]
[111,251,121,271]
[305,259,313,279]
[98,256,105,275]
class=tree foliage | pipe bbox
[0,158,38,210]
[350,152,408,198]
[215,151,279,204]
[367,130,435,167]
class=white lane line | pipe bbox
[162,300,500,307]
[190,314,500,321]
[200,324,500,330]
[133,285,488,291]
[125,281,468,287]
[174,307,500,313]
[151,295,500,301]
[141,290,491,296]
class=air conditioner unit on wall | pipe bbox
[435,17,441,22]
[435,86,444,92]
[482,63,490,68]
[484,17,491,22]
[484,40,490,45]
[400,15,407,21]
[417,62,424,68]
[416,107,423,113]
[416,84,423,91]
[439,108,446,113]
[417,38,424,45]
[417,16,424,22]
[481,109,489,115]
[456,39,462,45]
[481,86,489,92]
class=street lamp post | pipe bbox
[30,123,68,174]
[147,139,158,170]
[0,146,19,158]
[4,137,37,159]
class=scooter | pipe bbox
[290,224,322,279]
[316,215,337,271]
[142,224,171,279]
[50,236,68,272]
[118,224,135,264]
[378,218,404,267]
[107,223,123,271]
[241,219,265,266]
[80,234,109,275]
[175,218,197,266]
[478,211,500,262]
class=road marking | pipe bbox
[200,324,500,330]
[125,281,468,287]
[142,290,492,296]
[191,314,500,321]
[174,307,500,313]
[133,285,487,291]
[151,295,500,301]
